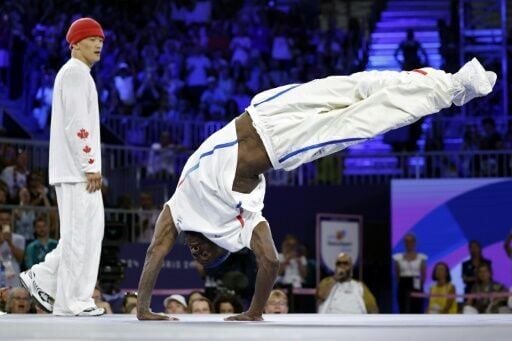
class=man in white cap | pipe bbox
[163,294,187,314]
[20,17,105,316]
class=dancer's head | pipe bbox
[184,231,230,268]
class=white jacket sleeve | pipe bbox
[61,70,100,174]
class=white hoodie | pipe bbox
[49,58,101,184]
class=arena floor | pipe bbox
[1,314,511,340]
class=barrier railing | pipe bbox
[1,138,511,190]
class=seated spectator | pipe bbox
[187,290,205,305]
[24,217,57,268]
[0,210,25,287]
[467,263,508,313]
[462,240,492,295]
[393,233,427,314]
[163,294,188,314]
[264,289,288,314]
[188,296,213,314]
[317,252,378,314]
[13,187,37,241]
[427,262,457,314]
[92,286,113,314]
[0,287,8,312]
[213,294,243,314]
[32,70,54,131]
[123,292,138,314]
[135,192,159,243]
[26,171,51,207]
[5,287,32,314]
[277,234,307,288]
[146,131,178,178]
[0,149,29,202]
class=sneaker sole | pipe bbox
[19,273,53,314]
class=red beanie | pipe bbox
[66,18,104,45]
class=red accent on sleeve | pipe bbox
[83,145,91,153]
[77,129,90,139]
[88,158,95,164]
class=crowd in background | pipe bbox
[0,0,512,315]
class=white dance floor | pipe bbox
[1,314,511,340]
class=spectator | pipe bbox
[200,76,227,120]
[13,187,37,241]
[123,292,138,314]
[0,209,25,287]
[5,287,32,314]
[32,70,54,130]
[163,294,188,314]
[135,192,159,243]
[317,252,378,314]
[0,149,29,202]
[427,262,457,314]
[393,233,427,314]
[466,263,508,313]
[188,296,213,314]
[113,62,136,112]
[264,289,288,314]
[277,234,307,288]
[146,131,178,179]
[462,240,492,295]
[24,217,58,269]
[185,46,211,105]
[0,286,9,312]
[187,290,205,305]
[213,294,243,314]
[26,171,51,207]
[92,286,113,314]
[394,29,429,71]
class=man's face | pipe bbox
[0,212,11,226]
[477,266,491,283]
[166,301,186,314]
[334,253,353,282]
[185,233,224,266]
[9,288,31,314]
[34,221,49,238]
[74,36,103,66]
[265,297,288,314]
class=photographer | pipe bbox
[0,210,25,287]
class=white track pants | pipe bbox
[31,182,104,315]
[247,68,460,170]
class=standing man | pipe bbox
[20,17,105,316]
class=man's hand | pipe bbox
[85,172,102,193]
[225,312,263,322]
[137,310,177,321]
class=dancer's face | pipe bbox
[185,233,224,266]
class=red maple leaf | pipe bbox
[83,145,91,153]
[88,158,95,164]
[77,129,89,139]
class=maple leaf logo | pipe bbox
[77,129,89,139]
[88,158,95,164]
[83,145,91,153]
